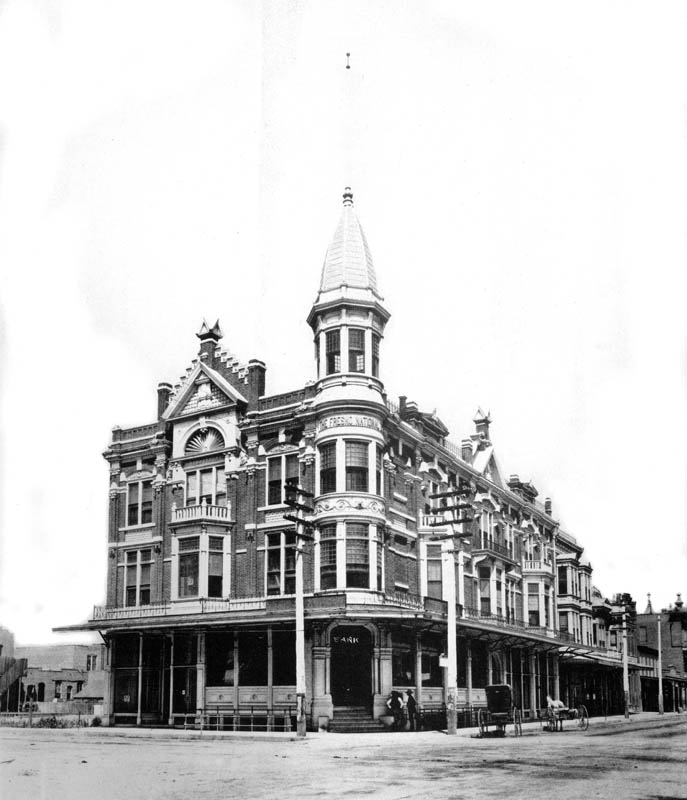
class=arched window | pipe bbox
[184,427,225,455]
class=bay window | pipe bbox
[178,536,200,598]
[185,467,226,507]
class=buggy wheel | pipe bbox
[513,707,523,737]
[577,704,589,731]
[478,708,487,738]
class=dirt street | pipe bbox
[1,715,685,800]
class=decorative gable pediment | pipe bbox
[163,363,247,421]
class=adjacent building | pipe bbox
[60,188,647,729]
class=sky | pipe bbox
[0,1,685,645]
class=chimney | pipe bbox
[544,497,552,516]
[461,438,473,463]
[247,359,266,405]
[196,319,223,366]
[473,408,491,442]
[157,382,173,419]
[399,396,407,419]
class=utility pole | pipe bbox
[284,479,314,738]
[657,614,664,715]
[622,610,630,719]
[428,479,475,736]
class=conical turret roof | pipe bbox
[318,188,380,297]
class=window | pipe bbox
[559,612,568,632]
[319,524,337,589]
[371,333,380,377]
[345,441,368,491]
[496,570,503,617]
[348,328,365,372]
[267,454,299,505]
[272,630,296,685]
[86,654,97,671]
[528,583,540,626]
[557,566,568,595]
[319,441,337,494]
[127,480,153,526]
[66,685,73,701]
[326,329,341,374]
[346,523,369,588]
[426,544,442,600]
[178,537,200,598]
[54,681,62,700]
[186,467,226,507]
[266,531,296,595]
[376,445,382,496]
[125,549,153,607]
[479,566,491,615]
[208,536,224,598]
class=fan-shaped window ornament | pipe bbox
[185,428,225,455]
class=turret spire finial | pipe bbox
[343,187,353,206]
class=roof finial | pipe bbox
[343,187,353,206]
[645,593,653,614]
[346,52,351,70]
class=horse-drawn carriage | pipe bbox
[477,684,523,737]
[541,701,589,732]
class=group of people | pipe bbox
[386,689,417,731]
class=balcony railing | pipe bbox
[472,539,516,562]
[522,559,553,573]
[171,502,231,523]
[92,597,266,621]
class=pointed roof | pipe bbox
[318,187,380,297]
[644,593,654,614]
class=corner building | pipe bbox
[72,189,635,729]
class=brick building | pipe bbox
[15,643,105,706]
[636,594,687,713]
[60,188,640,729]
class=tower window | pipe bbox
[319,442,337,494]
[346,523,369,588]
[319,524,337,589]
[371,333,380,377]
[326,329,341,374]
[348,328,365,372]
[345,441,369,492]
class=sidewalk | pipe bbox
[1,710,684,745]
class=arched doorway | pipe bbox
[330,626,373,707]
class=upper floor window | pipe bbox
[527,583,540,627]
[326,329,341,374]
[348,328,365,372]
[266,531,296,595]
[345,441,368,492]
[376,446,383,497]
[346,523,369,588]
[267,453,299,505]
[86,654,97,671]
[125,548,152,606]
[186,466,226,507]
[426,544,442,600]
[319,524,337,590]
[178,536,200,598]
[319,441,337,494]
[127,480,153,526]
[371,333,380,377]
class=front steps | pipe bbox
[329,706,386,733]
